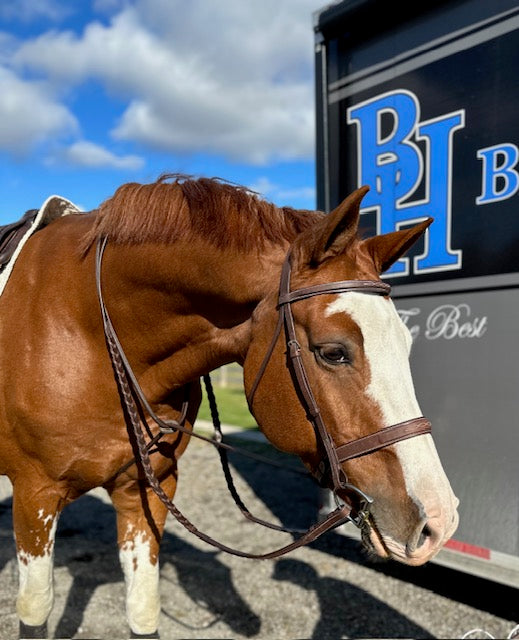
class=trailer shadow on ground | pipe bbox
[0,489,436,640]
[0,434,516,639]
[224,436,518,624]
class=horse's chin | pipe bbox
[360,519,439,567]
[360,521,390,560]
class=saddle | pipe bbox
[0,209,39,273]
[0,196,80,297]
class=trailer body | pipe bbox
[314,0,519,587]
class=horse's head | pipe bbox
[243,186,459,566]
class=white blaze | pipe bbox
[325,293,454,508]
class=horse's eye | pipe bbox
[317,344,351,365]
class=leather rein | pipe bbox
[95,237,431,559]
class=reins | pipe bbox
[95,236,432,559]
[96,237,352,558]
[202,373,312,535]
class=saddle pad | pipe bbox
[0,195,80,298]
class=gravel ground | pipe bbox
[0,429,517,640]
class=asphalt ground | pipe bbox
[0,429,517,640]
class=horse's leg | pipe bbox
[109,474,177,639]
[12,478,63,639]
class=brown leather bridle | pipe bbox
[247,250,432,525]
[95,237,431,559]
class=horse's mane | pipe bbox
[83,174,323,252]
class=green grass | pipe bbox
[197,385,258,429]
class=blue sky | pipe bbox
[0,0,323,223]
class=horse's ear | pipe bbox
[363,218,433,274]
[305,186,369,265]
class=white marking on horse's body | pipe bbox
[37,508,55,528]
[326,293,459,554]
[16,515,57,626]
[119,530,161,635]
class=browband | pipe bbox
[278,280,391,306]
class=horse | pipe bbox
[0,175,459,638]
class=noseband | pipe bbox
[247,251,432,525]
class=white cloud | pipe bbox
[0,66,77,152]
[57,140,144,169]
[11,0,318,165]
[0,0,70,23]
[249,176,316,209]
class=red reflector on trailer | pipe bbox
[445,538,491,559]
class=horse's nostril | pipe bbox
[407,519,442,556]
[417,523,432,548]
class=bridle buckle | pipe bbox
[337,483,374,529]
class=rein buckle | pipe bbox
[159,420,180,434]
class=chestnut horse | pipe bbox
[0,176,458,638]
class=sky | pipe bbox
[0,0,327,223]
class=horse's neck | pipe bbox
[103,240,286,401]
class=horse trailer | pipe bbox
[314,0,519,588]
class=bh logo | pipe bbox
[348,89,464,277]
[349,89,519,276]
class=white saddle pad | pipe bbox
[0,195,80,297]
